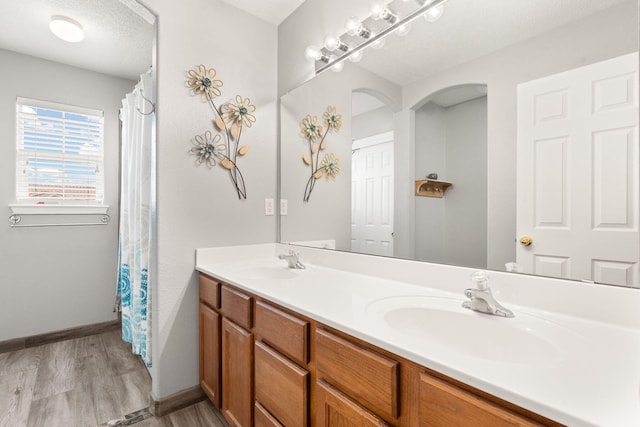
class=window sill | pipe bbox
[9,204,110,215]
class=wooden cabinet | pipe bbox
[254,341,309,426]
[221,317,253,427]
[316,328,399,420]
[255,300,309,365]
[198,273,559,427]
[316,380,390,427]
[199,303,221,408]
[419,373,543,427]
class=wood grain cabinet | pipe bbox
[198,273,560,427]
[254,341,309,426]
[316,380,391,427]
[221,317,254,427]
[199,303,221,408]
[199,275,221,408]
[419,373,544,427]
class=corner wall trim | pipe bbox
[0,319,120,354]
[150,385,207,417]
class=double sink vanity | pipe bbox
[196,243,640,426]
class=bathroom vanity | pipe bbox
[196,244,640,427]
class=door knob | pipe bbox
[519,235,533,246]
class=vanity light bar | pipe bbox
[313,0,450,75]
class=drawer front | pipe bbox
[255,342,309,427]
[255,301,309,365]
[254,402,284,427]
[199,274,220,309]
[221,285,252,329]
[419,373,543,427]
[316,380,390,427]
[315,329,399,419]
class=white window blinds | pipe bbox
[15,97,105,203]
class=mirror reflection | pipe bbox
[280,0,639,288]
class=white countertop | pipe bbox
[196,243,640,427]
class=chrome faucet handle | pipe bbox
[462,287,514,318]
[278,250,306,269]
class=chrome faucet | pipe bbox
[462,271,514,318]
[278,249,306,269]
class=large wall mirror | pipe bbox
[280,0,640,288]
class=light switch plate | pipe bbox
[265,198,275,216]
[280,199,288,216]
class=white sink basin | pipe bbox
[366,296,588,365]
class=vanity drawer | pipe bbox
[199,274,220,309]
[221,285,252,329]
[315,328,399,419]
[419,373,543,427]
[255,301,309,365]
[255,342,309,427]
[254,402,283,427]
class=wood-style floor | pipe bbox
[0,329,227,427]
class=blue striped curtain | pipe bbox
[117,69,154,367]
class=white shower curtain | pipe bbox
[117,69,154,367]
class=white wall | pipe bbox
[352,105,394,141]
[0,49,134,341]
[414,97,488,268]
[138,0,278,398]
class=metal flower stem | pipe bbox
[206,93,247,200]
[303,126,330,202]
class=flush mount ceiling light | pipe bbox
[306,0,449,74]
[49,15,85,43]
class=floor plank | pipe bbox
[0,329,225,427]
[115,368,151,415]
[32,340,76,401]
[168,400,229,427]
[0,368,37,427]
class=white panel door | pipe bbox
[352,133,394,256]
[517,52,639,286]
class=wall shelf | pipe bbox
[415,180,453,198]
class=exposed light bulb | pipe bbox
[370,2,398,24]
[49,15,84,43]
[324,34,340,51]
[345,17,361,36]
[324,33,348,52]
[424,4,444,22]
[345,17,371,38]
[304,45,322,61]
[370,2,386,19]
[349,50,363,63]
[396,23,411,36]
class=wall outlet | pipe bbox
[280,199,288,216]
[265,198,275,216]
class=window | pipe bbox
[15,97,104,204]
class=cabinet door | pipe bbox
[316,380,390,427]
[419,373,543,427]
[222,317,254,427]
[199,303,220,408]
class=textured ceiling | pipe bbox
[0,0,154,81]
[218,0,305,25]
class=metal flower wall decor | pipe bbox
[299,106,342,202]
[186,65,256,199]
